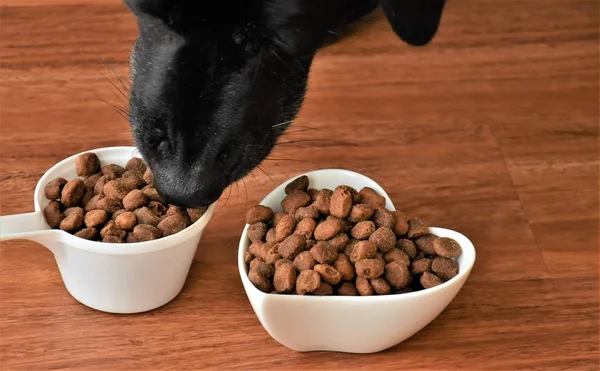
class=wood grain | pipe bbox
[1,1,598,370]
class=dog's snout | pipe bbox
[152,168,223,208]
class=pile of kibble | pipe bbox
[244,176,461,295]
[42,152,206,243]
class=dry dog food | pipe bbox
[245,176,462,295]
[42,152,207,243]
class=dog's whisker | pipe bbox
[217,185,233,213]
[256,165,275,184]
[264,157,316,164]
[272,120,294,128]
[241,177,248,208]
[106,62,131,96]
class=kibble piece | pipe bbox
[351,221,376,240]
[384,261,411,289]
[275,214,296,242]
[121,174,145,190]
[278,234,306,259]
[313,264,342,285]
[355,259,385,279]
[369,227,396,253]
[157,215,187,236]
[44,178,68,200]
[370,277,392,295]
[96,197,122,214]
[142,186,164,203]
[101,164,126,180]
[307,188,319,200]
[293,218,317,240]
[74,228,97,240]
[165,205,189,221]
[414,234,440,254]
[331,254,354,281]
[81,187,94,206]
[313,282,333,296]
[133,224,162,241]
[328,233,349,252]
[103,179,135,200]
[248,269,272,293]
[103,235,123,243]
[313,218,342,241]
[61,178,86,207]
[59,212,84,232]
[356,277,374,296]
[248,242,265,259]
[187,207,207,223]
[435,237,462,258]
[372,208,396,229]
[83,173,102,189]
[119,189,145,212]
[262,243,281,264]
[84,194,103,212]
[100,221,127,239]
[245,205,273,224]
[407,218,429,239]
[306,239,317,249]
[272,212,286,227]
[358,187,386,209]
[327,215,352,233]
[392,211,409,236]
[329,186,353,218]
[265,228,277,244]
[349,240,377,263]
[397,239,417,259]
[125,157,147,175]
[383,248,410,266]
[281,190,311,214]
[431,257,459,280]
[244,251,254,264]
[284,175,309,194]
[340,185,360,203]
[296,270,321,295]
[84,209,108,228]
[43,201,63,228]
[63,207,84,218]
[250,259,275,279]
[347,204,374,223]
[143,167,153,186]
[294,205,319,221]
[111,209,126,220]
[126,232,140,243]
[115,211,137,231]
[411,258,433,275]
[94,175,109,195]
[375,252,386,265]
[148,201,167,216]
[421,272,443,289]
[310,241,338,264]
[343,239,360,257]
[248,222,267,243]
[293,251,316,272]
[337,282,359,296]
[134,207,161,226]
[273,261,297,293]
[314,189,332,215]
[76,152,101,177]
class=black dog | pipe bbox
[124,0,445,207]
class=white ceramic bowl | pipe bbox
[238,169,476,353]
[0,147,215,314]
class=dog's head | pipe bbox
[124,0,445,207]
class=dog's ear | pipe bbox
[380,0,446,46]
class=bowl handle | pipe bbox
[0,212,54,242]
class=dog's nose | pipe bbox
[151,170,223,208]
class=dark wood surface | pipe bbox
[1,1,598,370]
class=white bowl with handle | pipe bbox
[238,169,476,353]
[0,146,215,314]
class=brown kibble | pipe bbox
[84,209,108,228]
[59,212,84,232]
[75,228,97,240]
[307,188,319,200]
[272,212,286,227]
[96,197,122,214]
[115,211,137,231]
[103,235,123,243]
[339,185,360,203]
[313,218,342,241]
[314,189,332,215]
[133,224,162,241]
[421,272,443,289]
[76,152,101,177]
[384,261,411,289]
[122,189,148,211]
[134,207,161,226]
[262,243,282,265]
[100,221,127,239]
[248,242,265,258]
[337,282,358,296]
[349,240,377,263]
[370,277,392,295]
[244,251,253,264]
[81,187,94,206]
[356,277,374,296]
[411,258,433,275]
[368,227,396,253]
[281,190,311,214]
[61,178,86,207]
[314,264,342,285]
[43,201,63,228]
[103,179,135,200]
[372,208,396,229]
[265,228,276,244]
[142,186,164,203]
[343,239,360,257]
[294,205,319,221]
[358,187,386,209]
[275,214,296,242]
[250,258,275,279]
[397,239,417,259]
[296,270,321,295]
[273,260,296,293]
[313,282,334,296]
[101,164,126,180]
[83,173,102,189]
[94,175,109,195]
[310,241,338,264]
[407,218,429,239]
[375,252,386,265]
[278,234,306,259]
[112,209,126,220]
[126,232,140,243]
[293,251,316,272]
[245,205,273,224]
[294,218,317,240]
[355,259,385,279]
[284,175,309,194]
[148,201,167,216]
[248,222,267,243]
[347,204,374,223]
[143,167,153,186]
[329,186,352,218]
[432,257,459,280]
[187,207,207,223]
[435,237,462,258]
[414,234,440,254]
[351,220,376,240]
[121,173,145,190]
[306,239,317,249]
[331,254,354,281]
[44,178,68,200]
[125,157,147,175]
[383,248,410,266]
[327,215,352,233]
[392,211,409,236]
[157,215,187,236]
[328,233,349,252]
[249,269,272,293]
[63,207,84,218]
[84,194,103,212]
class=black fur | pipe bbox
[124,0,446,207]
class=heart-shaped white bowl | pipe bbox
[238,169,476,353]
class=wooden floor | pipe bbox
[1,1,598,370]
